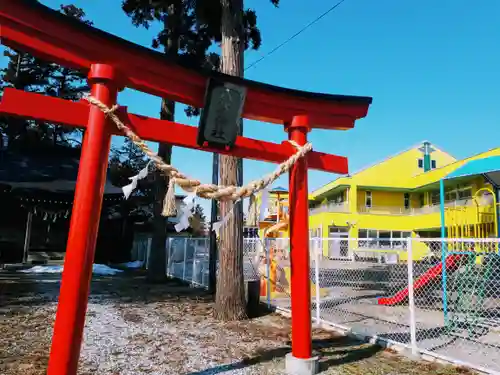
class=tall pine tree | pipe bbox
[108,139,153,221]
[122,0,220,282]
[204,0,280,320]
[0,4,92,149]
[121,1,281,308]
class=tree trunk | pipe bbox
[147,133,173,282]
[214,0,247,321]
[146,6,179,283]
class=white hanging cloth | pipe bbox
[122,161,152,199]
[174,193,197,232]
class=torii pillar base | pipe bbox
[286,353,319,375]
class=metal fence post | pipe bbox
[407,237,418,357]
[166,238,171,276]
[192,239,198,286]
[266,239,271,308]
[314,238,321,323]
[165,238,170,277]
[205,238,210,287]
[182,238,188,281]
[146,237,152,270]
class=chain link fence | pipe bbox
[310,237,500,373]
[314,238,411,347]
[130,235,500,373]
[409,238,500,372]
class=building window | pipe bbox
[358,229,377,248]
[310,228,321,238]
[430,190,440,205]
[431,160,436,169]
[365,191,372,208]
[358,229,412,250]
[329,226,349,234]
[404,193,410,210]
[401,231,411,249]
[444,187,456,202]
[243,226,259,238]
[418,159,424,168]
[458,186,472,200]
[378,230,391,248]
[445,185,472,202]
[310,229,319,238]
[326,191,346,204]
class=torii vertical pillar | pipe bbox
[47,64,120,375]
[285,115,319,375]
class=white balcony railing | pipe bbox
[358,199,478,216]
[309,202,349,215]
[308,198,488,217]
[358,205,413,215]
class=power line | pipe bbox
[244,0,348,71]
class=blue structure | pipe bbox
[439,156,500,322]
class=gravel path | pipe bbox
[0,270,478,374]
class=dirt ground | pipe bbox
[0,270,477,375]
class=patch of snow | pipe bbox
[19,265,64,274]
[92,264,123,275]
[119,260,144,269]
[19,264,123,276]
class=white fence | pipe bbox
[131,235,500,374]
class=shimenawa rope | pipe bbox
[84,96,312,217]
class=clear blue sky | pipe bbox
[2,0,500,214]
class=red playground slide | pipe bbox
[377,254,465,306]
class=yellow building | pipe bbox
[309,141,500,261]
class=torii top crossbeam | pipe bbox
[0,1,372,375]
[0,0,371,129]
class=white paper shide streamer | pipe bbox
[212,199,241,237]
[122,161,151,199]
[259,189,269,222]
[213,189,267,237]
[174,193,197,232]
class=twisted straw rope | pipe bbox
[85,96,312,216]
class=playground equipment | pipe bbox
[444,187,498,332]
[445,188,497,254]
[446,252,495,337]
[258,187,290,238]
[378,186,499,307]
[0,2,372,374]
[257,192,328,301]
[377,254,465,305]
[258,252,329,300]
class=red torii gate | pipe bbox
[0,1,372,375]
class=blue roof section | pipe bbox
[444,156,500,180]
[270,186,288,193]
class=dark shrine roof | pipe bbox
[0,147,122,195]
